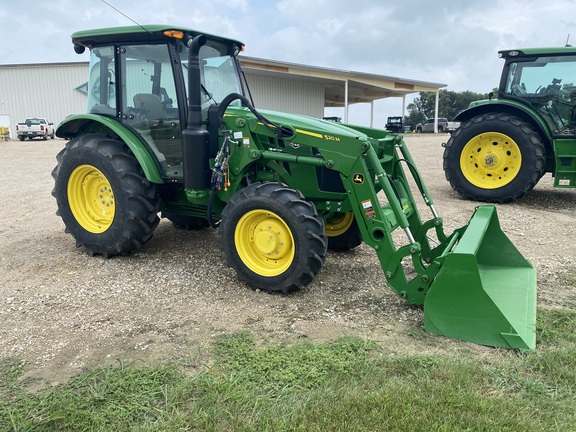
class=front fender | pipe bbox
[56,114,163,183]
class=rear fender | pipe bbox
[56,114,163,183]
[456,102,553,148]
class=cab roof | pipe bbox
[71,24,243,48]
[499,46,576,59]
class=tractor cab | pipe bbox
[53,25,538,351]
[499,48,576,137]
[72,25,244,180]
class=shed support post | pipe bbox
[434,90,440,133]
[344,79,349,123]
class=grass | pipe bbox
[559,268,576,287]
[1,308,575,431]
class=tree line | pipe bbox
[404,89,494,128]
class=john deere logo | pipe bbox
[353,173,364,184]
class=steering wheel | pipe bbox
[539,78,562,96]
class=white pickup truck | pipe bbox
[415,118,460,134]
[16,118,55,141]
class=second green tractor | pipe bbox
[445,47,576,202]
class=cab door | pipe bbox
[118,44,184,180]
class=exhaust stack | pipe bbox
[182,34,211,190]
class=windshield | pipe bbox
[180,41,243,106]
[504,55,576,135]
[505,56,576,96]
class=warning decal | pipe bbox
[362,199,376,219]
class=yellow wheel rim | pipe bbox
[460,132,522,189]
[325,212,354,237]
[68,165,115,233]
[235,209,295,277]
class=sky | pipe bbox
[1,0,575,125]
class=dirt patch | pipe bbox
[1,134,574,387]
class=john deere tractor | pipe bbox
[444,47,576,202]
[53,25,537,350]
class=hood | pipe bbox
[226,106,369,141]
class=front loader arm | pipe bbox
[216,109,536,350]
[219,113,447,304]
[327,137,536,351]
[335,143,443,304]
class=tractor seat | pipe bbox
[133,93,164,121]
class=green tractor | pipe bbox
[53,25,537,350]
[444,47,576,202]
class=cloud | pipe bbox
[3,0,576,103]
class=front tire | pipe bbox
[220,182,327,293]
[443,113,546,203]
[52,134,160,256]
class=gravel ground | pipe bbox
[1,134,575,387]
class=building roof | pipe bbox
[0,55,447,109]
[239,56,447,107]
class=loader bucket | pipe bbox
[424,206,536,350]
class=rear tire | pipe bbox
[325,212,362,251]
[443,112,546,203]
[52,134,160,256]
[220,182,327,293]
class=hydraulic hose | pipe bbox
[207,93,294,228]
[217,93,294,138]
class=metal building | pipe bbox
[0,62,87,139]
[0,57,445,138]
